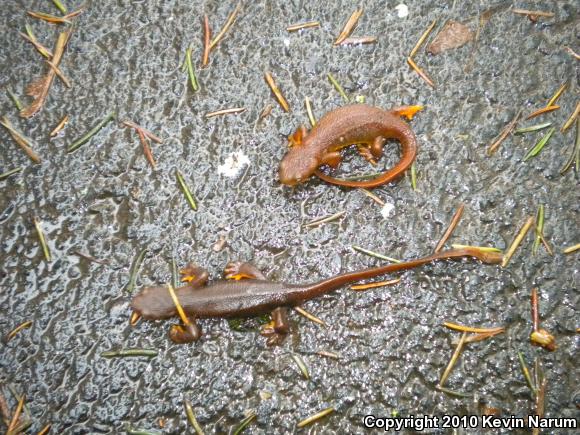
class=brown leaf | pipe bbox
[427,21,474,55]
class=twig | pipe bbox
[46,59,71,87]
[264,72,290,112]
[525,105,559,120]
[0,117,41,163]
[287,21,320,32]
[49,114,69,137]
[137,129,156,169]
[304,97,316,126]
[512,9,554,18]
[202,15,211,67]
[406,57,435,88]
[434,204,464,253]
[352,245,401,263]
[209,3,241,50]
[122,120,163,143]
[350,278,401,291]
[340,36,377,45]
[293,307,326,326]
[334,9,363,45]
[486,109,522,155]
[409,19,437,58]
[101,349,158,358]
[531,288,539,332]
[205,107,246,118]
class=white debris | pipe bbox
[380,202,396,219]
[394,3,409,18]
[283,38,291,47]
[217,151,250,177]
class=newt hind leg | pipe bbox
[169,317,202,344]
[224,261,291,345]
[260,306,290,346]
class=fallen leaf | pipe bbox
[427,21,474,55]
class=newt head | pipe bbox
[279,147,319,186]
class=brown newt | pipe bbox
[278,104,422,188]
[131,247,501,345]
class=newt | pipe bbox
[278,103,422,188]
[131,247,501,344]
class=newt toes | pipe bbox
[278,104,421,188]
[130,248,501,345]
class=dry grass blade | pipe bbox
[327,73,349,102]
[34,217,51,261]
[27,10,71,24]
[291,354,310,379]
[264,72,290,112]
[205,107,246,118]
[4,320,33,343]
[100,348,158,358]
[137,129,156,169]
[293,307,326,326]
[434,204,464,253]
[184,400,204,435]
[406,57,436,88]
[202,15,211,67]
[561,102,580,133]
[0,117,41,163]
[502,216,534,267]
[352,245,401,263]
[531,287,539,332]
[360,188,385,205]
[443,322,504,334]
[6,394,25,434]
[287,21,320,32]
[439,332,467,387]
[46,59,71,87]
[518,352,536,395]
[209,3,241,50]
[37,423,51,435]
[334,9,363,45]
[526,105,559,120]
[50,114,69,137]
[297,407,335,428]
[563,242,580,254]
[21,30,71,118]
[409,19,437,58]
[304,210,345,227]
[0,167,23,180]
[122,120,163,143]
[563,46,580,60]
[52,0,67,14]
[19,30,53,59]
[486,109,522,155]
[351,278,401,291]
[545,81,568,107]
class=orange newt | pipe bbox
[131,248,500,345]
[278,104,422,188]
